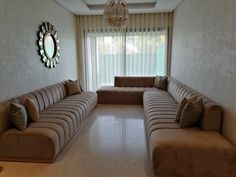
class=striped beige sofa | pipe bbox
[144,77,236,177]
[0,81,97,162]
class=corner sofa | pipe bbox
[0,80,97,162]
[98,76,236,177]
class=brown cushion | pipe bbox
[68,79,83,92]
[9,102,28,130]
[176,95,197,121]
[21,96,39,122]
[179,98,203,128]
[66,80,81,96]
[154,76,168,90]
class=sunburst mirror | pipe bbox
[38,22,60,68]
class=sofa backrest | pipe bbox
[0,81,67,134]
[167,77,223,132]
[115,76,155,87]
[21,82,67,112]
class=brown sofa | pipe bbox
[144,77,236,177]
[0,81,97,162]
[97,76,158,104]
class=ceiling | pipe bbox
[55,0,183,15]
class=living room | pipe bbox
[0,0,235,177]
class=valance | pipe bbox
[77,13,173,31]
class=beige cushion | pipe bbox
[9,102,28,130]
[21,97,39,122]
[66,80,81,96]
[176,95,197,121]
[154,76,168,90]
[179,98,203,128]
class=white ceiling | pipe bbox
[55,0,183,15]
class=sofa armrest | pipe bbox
[199,102,223,132]
[0,127,60,162]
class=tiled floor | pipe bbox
[0,105,153,177]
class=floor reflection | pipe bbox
[91,116,145,151]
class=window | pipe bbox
[85,30,167,91]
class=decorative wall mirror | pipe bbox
[38,22,60,68]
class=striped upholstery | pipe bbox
[22,82,67,112]
[144,77,223,140]
[143,90,180,139]
[167,77,223,131]
[167,77,197,103]
[0,81,97,162]
[143,77,236,177]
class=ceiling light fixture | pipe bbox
[104,0,129,28]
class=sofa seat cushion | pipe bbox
[97,86,159,105]
[64,92,97,117]
[143,91,181,136]
[150,128,236,177]
[39,91,97,137]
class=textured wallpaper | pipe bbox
[0,0,78,101]
[171,0,236,145]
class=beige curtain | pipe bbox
[77,13,173,89]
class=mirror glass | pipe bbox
[44,33,55,59]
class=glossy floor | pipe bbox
[0,105,153,177]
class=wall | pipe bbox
[171,0,236,145]
[0,0,78,101]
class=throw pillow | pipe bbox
[68,79,83,92]
[154,76,168,90]
[179,98,203,128]
[21,96,39,122]
[9,102,28,131]
[66,80,82,96]
[176,95,197,121]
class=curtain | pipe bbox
[77,13,173,91]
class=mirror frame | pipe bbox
[38,22,60,68]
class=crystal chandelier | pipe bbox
[104,0,129,28]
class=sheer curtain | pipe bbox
[85,30,126,91]
[77,13,173,91]
[85,29,167,91]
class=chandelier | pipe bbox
[104,0,129,28]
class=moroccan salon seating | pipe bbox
[144,77,236,177]
[0,80,97,162]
